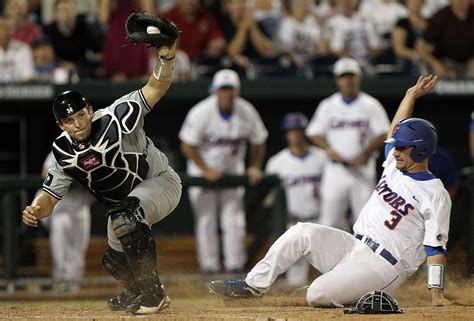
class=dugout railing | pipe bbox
[0,174,285,281]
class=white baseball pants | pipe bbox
[245,223,407,307]
[319,163,375,228]
[188,186,246,272]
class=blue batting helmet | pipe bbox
[281,112,308,131]
[385,118,437,162]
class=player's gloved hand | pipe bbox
[430,289,453,307]
[125,11,179,58]
[22,205,41,227]
[247,166,263,185]
[203,168,224,182]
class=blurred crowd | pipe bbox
[0,0,473,84]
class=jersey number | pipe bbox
[384,210,402,230]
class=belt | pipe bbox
[355,234,398,266]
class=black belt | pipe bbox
[355,234,398,266]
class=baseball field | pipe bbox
[1,271,473,321]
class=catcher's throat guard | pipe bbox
[344,290,402,314]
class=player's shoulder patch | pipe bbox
[113,100,142,134]
[44,173,53,187]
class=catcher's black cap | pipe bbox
[53,90,90,121]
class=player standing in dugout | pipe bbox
[22,13,181,315]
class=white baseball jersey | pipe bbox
[306,92,390,176]
[179,95,268,175]
[327,13,381,61]
[353,147,451,276]
[265,146,326,222]
[275,15,324,58]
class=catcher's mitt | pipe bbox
[125,12,179,48]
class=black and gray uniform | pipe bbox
[43,90,182,252]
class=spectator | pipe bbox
[417,0,474,79]
[43,0,103,78]
[40,0,101,25]
[161,0,225,62]
[306,58,390,229]
[3,0,43,46]
[40,151,93,293]
[421,0,449,18]
[391,0,427,75]
[359,0,407,62]
[275,0,329,78]
[0,15,34,83]
[179,69,268,275]
[313,0,339,27]
[265,112,326,287]
[327,0,382,74]
[31,34,70,83]
[99,0,153,81]
[217,0,274,75]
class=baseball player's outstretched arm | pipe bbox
[388,75,437,139]
[141,44,177,109]
[22,192,59,227]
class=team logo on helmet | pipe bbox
[66,106,74,115]
[392,124,400,135]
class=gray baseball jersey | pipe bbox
[43,90,170,205]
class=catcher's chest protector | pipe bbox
[52,106,149,204]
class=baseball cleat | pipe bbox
[208,279,263,299]
[126,293,171,315]
[107,290,139,311]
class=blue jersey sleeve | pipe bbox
[425,245,447,257]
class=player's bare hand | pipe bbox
[22,205,41,227]
[203,168,224,182]
[406,75,438,99]
[325,148,343,162]
[430,291,453,307]
[351,152,370,167]
[247,166,263,185]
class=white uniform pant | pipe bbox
[246,223,407,307]
[319,163,375,228]
[188,186,246,272]
[107,168,182,252]
[47,205,91,283]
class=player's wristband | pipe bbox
[427,264,445,289]
[153,56,175,82]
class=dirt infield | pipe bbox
[1,274,473,321]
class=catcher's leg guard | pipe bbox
[108,197,169,314]
[102,247,140,311]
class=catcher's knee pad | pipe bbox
[108,196,145,239]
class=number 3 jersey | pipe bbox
[353,146,451,275]
[43,90,170,205]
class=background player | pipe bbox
[209,75,452,308]
[306,57,390,229]
[40,151,94,293]
[22,24,182,314]
[179,69,268,275]
[265,112,326,287]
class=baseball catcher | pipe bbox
[23,13,182,315]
